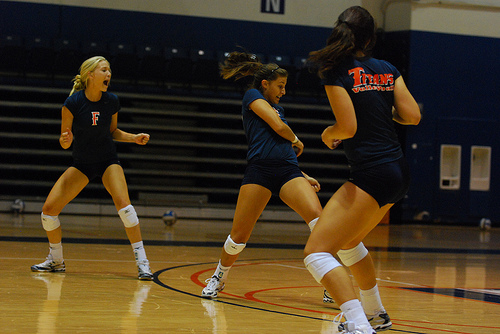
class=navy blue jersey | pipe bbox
[63,90,119,163]
[242,89,298,165]
[322,57,403,171]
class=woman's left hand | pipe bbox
[305,175,321,192]
[135,133,150,145]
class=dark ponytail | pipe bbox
[308,6,376,78]
[220,51,288,91]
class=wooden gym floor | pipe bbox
[0,212,499,333]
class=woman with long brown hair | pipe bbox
[304,6,420,333]
[201,51,322,298]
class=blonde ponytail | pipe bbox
[69,74,85,96]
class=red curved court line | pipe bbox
[189,261,500,334]
[192,264,339,315]
[244,287,500,333]
[244,286,338,315]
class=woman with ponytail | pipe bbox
[201,51,322,299]
[303,6,421,333]
[31,56,154,280]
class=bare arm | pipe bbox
[322,85,357,149]
[393,76,421,125]
[59,106,74,149]
[249,98,304,156]
[110,113,150,145]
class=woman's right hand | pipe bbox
[321,126,342,149]
[60,128,73,148]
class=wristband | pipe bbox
[291,135,299,144]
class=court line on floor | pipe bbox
[2,235,500,254]
[154,260,449,334]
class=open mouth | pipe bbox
[103,80,109,87]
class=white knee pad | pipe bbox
[308,217,319,231]
[118,205,139,228]
[337,242,368,267]
[304,252,341,283]
[41,213,61,231]
[224,235,246,255]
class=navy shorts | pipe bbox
[241,159,304,195]
[348,157,410,207]
[73,158,121,181]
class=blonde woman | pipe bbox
[31,56,154,280]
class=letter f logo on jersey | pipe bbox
[91,111,100,126]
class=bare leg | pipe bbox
[304,182,380,328]
[202,184,271,298]
[102,164,152,280]
[279,177,322,224]
[220,184,272,267]
[32,167,88,271]
[42,167,89,243]
[101,164,143,243]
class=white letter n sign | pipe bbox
[261,0,285,14]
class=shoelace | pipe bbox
[137,260,152,274]
[205,276,221,289]
[333,312,344,325]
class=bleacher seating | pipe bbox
[0,83,345,208]
[0,35,25,77]
[0,36,342,209]
[0,35,325,97]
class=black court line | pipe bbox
[401,287,500,304]
[2,235,500,255]
[153,261,428,334]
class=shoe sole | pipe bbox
[201,294,217,299]
[30,267,65,272]
[201,291,218,299]
[373,323,392,331]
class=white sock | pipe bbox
[340,299,371,328]
[131,241,147,263]
[213,260,231,281]
[360,285,385,315]
[49,242,63,263]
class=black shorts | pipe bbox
[73,158,121,181]
[348,157,410,207]
[241,159,304,195]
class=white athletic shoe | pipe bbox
[334,313,376,334]
[338,322,376,334]
[367,312,392,331]
[201,275,225,299]
[31,253,65,272]
[137,259,153,280]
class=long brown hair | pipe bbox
[308,6,376,78]
[220,51,288,91]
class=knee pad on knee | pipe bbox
[308,217,319,231]
[337,242,368,267]
[224,235,246,255]
[41,213,60,231]
[118,205,139,228]
[304,252,341,283]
